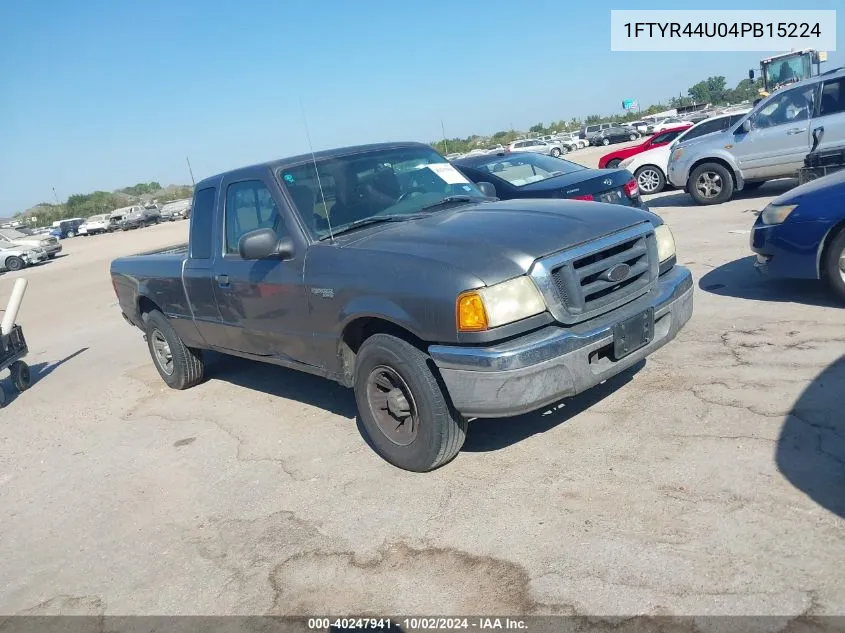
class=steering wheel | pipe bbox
[396,187,427,203]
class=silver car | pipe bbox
[506,138,567,157]
[0,245,47,272]
[668,68,845,205]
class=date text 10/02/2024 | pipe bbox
[622,22,822,38]
[307,617,528,630]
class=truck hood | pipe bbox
[344,199,658,285]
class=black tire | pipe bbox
[354,333,467,472]
[634,165,666,195]
[47,253,56,259]
[5,256,24,272]
[602,138,610,146]
[689,162,734,205]
[629,134,637,141]
[10,361,31,392]
[606,159,621,169]
[143,309,205,389]
[823,229,845,303]
[66,231,75,238]
[0,384,5,408]
[550,148,561,157]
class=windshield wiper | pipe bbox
[417,195,486,213]
[319,214,422,240]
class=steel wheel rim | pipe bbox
[838,249,845,284]
[151,329,174,375]
[695,171,723,199]
[366,365,419,446]
[638,168,662,194]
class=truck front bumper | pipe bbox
[428,266,693,418]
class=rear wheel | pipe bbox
[144,309,205,389]
[689,162,734,205]
[0,384,5,408]
[634,165,666,195]
[354,333,467,472]
[66,231,75,238]
[823,229,845,303]
[550,147,561,157]
[606,159,621,169]
[629,134,637,141]
[5,256,24,272]
[602,138,610,146]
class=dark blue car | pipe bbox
[750,169,845,300]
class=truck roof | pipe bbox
[194,141,432,190]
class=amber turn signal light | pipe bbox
[456,292,488,332]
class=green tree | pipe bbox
[529,123,545,134]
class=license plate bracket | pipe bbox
[613,308,654,360]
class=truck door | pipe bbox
[734,84,815,180]
[811,76,845,154]
[182,185,228,348]
[211,174,311,363]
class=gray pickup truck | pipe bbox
[110,141,693,472]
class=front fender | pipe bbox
[337,296,425,340]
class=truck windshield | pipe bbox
[763,55,812,90]
[277,146,486,240]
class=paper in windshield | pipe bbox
[427,163,470,185]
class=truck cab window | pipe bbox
[190,187,216,260]
[225,180,287,255]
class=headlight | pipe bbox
[655,224,676,263]
[456,276,546,331]
[761,203,797,225]
[670,148,684,162]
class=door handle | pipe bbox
[215,274,230,287]
[786,128,807,135]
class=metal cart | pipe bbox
[0,324,30,407]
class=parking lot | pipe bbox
[1,142,843,619]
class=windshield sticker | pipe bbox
[283,173,295,184]
[427,163,470,185]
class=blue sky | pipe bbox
[0,0,842,214]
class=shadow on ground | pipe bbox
[463,360,644,452]
[698,256,841,307]
[203,352,646,455]
[777,355,845,518]
[0,347,88,407]
[644,179,798,209]
[204,352,358,418]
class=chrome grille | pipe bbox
[529,223,659,324]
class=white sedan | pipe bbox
[619,109,753,195]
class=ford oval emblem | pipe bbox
[603,178,613,186]
[603,263,631,283]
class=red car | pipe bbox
[598,126,691,169]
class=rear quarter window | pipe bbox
[190,187,216,260]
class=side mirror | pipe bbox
[748,69,755,81]
[476,181,497,198]
[238,228,295,260]
[740,119,752,133]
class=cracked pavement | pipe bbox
[0,144,842,619]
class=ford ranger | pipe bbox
[110,142,693,472]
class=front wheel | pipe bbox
[629,134,637,141]
[5,256,24,272]
[10,361,31,392]
[144,309,205,389]
[823,229,845,303]
[66,231,75,238]
[550,148,561,157]
[354,333,467,472]
[634,165,666,195]
[602,138,610,146]
[689,162,734,205]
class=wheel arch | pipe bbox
[338,315,428,387]
[817,218,845,278]
[689,156,739,188]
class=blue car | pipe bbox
[750,169,845,301]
